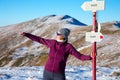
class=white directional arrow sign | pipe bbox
[81,1,105,12]
[85,31,104,42]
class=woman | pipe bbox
[21,28,92,80]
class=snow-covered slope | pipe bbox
[0,15,87,67]
[0,15,120,69]
[38,15,87,26]
[0,66,120,80]
[67,22,120,68]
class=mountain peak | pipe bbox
[113,21,120,28]
[60,15,71,20]
[40,15,87,26]
[60,15,87,26]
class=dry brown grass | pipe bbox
[0,18,120,68]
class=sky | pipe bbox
[0,0,120,27]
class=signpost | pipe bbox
[81,0,105,80]
[81,1,104,12]
[86,31,103,42]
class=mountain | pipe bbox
[37,14,87,26]
[0,15,120,68]
[113,21,120,28]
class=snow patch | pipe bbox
[0,66,120,80]
[77,44,92,51]
[12,47,28,59]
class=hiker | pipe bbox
[21,28,92,80]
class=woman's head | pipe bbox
[56,28,71,42]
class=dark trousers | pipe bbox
[43,70,66,80]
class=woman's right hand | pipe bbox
[21,32,26,36]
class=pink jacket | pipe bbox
[24,33,92,73]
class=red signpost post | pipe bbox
[81,0,105,80]
[92,12,97,80]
